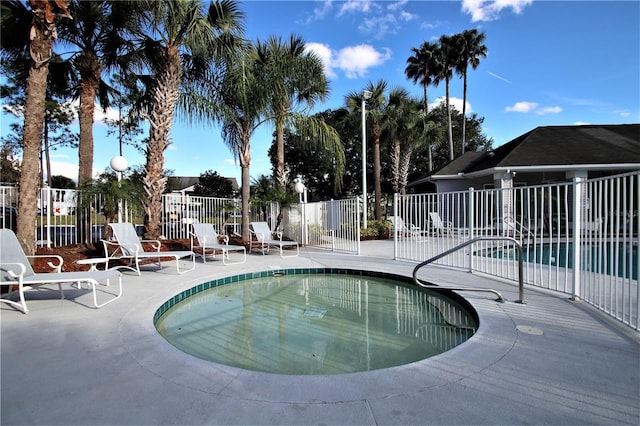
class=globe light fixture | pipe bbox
[110,155,128,173]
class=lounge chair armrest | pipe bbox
[102,239,124,257]
[275,231,283,240]
[26,254,63,272]
[0,262,27,279]
[140,239,161,251]
[250,229,265,242]
[220,235,229,245]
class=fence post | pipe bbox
[393,193,398,260]
[571,173,587,300]
[356,196,361,255]
[468,187,474,272]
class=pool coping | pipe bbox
[122,268,517,404]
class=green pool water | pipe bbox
[155,271,478,375]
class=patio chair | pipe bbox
[103,223,195,275]
[0,229,122,314]
[249,221,299,258]
[428,212,461,236]
[388,216,427,239]
[190,223,246,265]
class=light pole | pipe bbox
[294,176,308,245]
[110,155,128,223]
[362,90,372,229]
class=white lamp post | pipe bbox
[110,155,128,223]
[294,176,308,245]
[362,90,372,229]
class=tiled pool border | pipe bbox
[153,268,424,324]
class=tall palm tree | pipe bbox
[1,0,71,254]
[56,0,123,187]
[129,0,244,239]
[405,41,440,172]
[215,50,269,241]
[254,34,330,189]
[456,29,487,154]
[56,0,136,243]
[434,34,456,162]
[346,80,387,221]
[385,87,421,195]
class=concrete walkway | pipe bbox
[2,240,638,425]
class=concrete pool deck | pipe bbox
[1,239,638,425]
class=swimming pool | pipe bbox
[477,241,638,280]
[154,268,478,375]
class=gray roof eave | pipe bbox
[432,163,640,180]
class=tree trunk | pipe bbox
[16,19,54,255]
[143,48,181,240]
[373,123,382,221]
[446,77,454,161]
[275,115,287,189]
[389,139,400,193]
[399,146,413,195]
[76,53,101,243]
[461,70,468,155]
[238,134,251,242]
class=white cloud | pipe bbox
[306,0,333,23]
[224,158,238,166]
[306,42,335,78]
[613,109,631,118]
[505,101,562,115]
[429,97,472,114]
[462,0,533,22]
[334,44,392,79]
[506,101,538,113]
[48,161,79,181]
[308,42,390,80]
[536,106,562,115]
[338,0,376,16]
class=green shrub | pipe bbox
[360,219,392,239]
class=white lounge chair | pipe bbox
[249,221,299,257]
[388,216,426,239]
[429,212,461,236]
[103,223,195,275]
[0,229,122,314]
[190,223,246,265]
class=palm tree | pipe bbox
[346,80,387,221]
[405,41,440,172]
[434,34,456,162]
[215,50,269,241]
[385,88,422,195]
[56,1,125,187]
[129,0,244,240]
[1,0,71,254]
[456,29,487,154]
[254,34,330,189]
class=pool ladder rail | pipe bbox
[412,236,525,304]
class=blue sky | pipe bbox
[2,0,639,183]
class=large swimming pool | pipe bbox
[154,268,478,375]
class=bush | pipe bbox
[360,219,392,240]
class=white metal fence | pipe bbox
[292,198,361,254]
[393,171,639,330]
[0,187,360,253]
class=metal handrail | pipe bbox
[412,236,525,304]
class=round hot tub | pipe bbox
[154,268,478,375]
